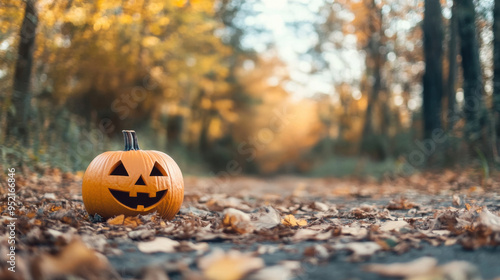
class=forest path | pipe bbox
[2,173,500,279]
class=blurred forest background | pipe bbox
[1,0,500,178]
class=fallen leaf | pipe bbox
[364,257,437,277]
[279,260,301,272]
[433,230,451,236]
[380,220,409,232]
[138,237,180,253]
[247,265,292,280]
[180,206,212,217]
[141,266,170,280]
[465,203,472,211]
[444,238,457,246]
[434,261,481,280]
[43,193,57,200]
[252,206,281,230]
[341,225,368,238]
[292,229,331,242]
[81,234,108,252]
[256,245,278,255]
[223,208,253,234]
[365,258,482,280]
[344,242,381,257]
[32,239,120,279]
[303,244,329,259]
[281,214,307,227]
[208,197,252,212]
[107,215,125,226]
[292,229,318,242]
[124,216,143,228]
[178,241,210,253]
[387,198,417,210]
[50,205,62,212]
[479,208,500,231]
[128,229,155,240]
[198,249,264,280]
[312,201,329,212]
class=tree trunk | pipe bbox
[360,0,386,159]
[8,0,37,147]
[360,52,383,158]
[166,115,184,147]
[447,1,458,130]
[422,0,443,140]
[456,0,486,143]
[493,0,500,156]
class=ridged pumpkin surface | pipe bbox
[82,143,184,220]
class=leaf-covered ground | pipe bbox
[1,170,500,280]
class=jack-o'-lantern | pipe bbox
[82,130,184,220]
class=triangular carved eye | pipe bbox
[110,161,129,176]
[150,162,166,176]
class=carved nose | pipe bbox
[135,175,146,185]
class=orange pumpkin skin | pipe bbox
[82,131,184,220]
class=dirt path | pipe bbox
[1,172,500,279]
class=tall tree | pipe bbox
[422,0,443,140]
[8,0,37,146]
[456,0,487,143]
[447,1,458,130]
[493,0,500,156]
[359,0,388,159]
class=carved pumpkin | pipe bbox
[82,130,184,220]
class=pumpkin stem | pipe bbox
[122,130,140,151]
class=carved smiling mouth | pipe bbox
[109,189,167,210]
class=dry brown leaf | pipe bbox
[179,241,210,253]
[408,261,481,280]
[32,239,120,279]
[128,229,155,240]
[312,201,329,212]
[432,230,451,236]
[380,220,409,232]
[50,205,62,212]
[279,260,301,271]
[247,265,292,280]
[198,249,264,280]
[341,225,368,238]
[141,266,170,280]
[107,214,125,226]
[292,229,331,242]
[387,198,417,210]
[365,258,482,280]
[345,242,381,257]
[138,237,180,253]
[256,245,278,255]
[251,206,281,230]
[106,215,143,228]
[364,257,437,277]
[444,238,457,246]
[223,208,253,234]
[303,244,329,259]
[81,234,108,252]
[452,194,461,206]
[479,208,500,231]
[292,229,318,242]
[124,216,143,228]
[281,214,307,227]
[431,261,481,280]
